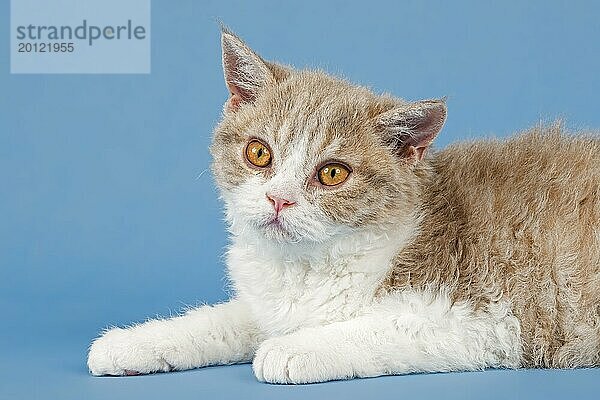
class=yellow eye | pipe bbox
[245,140,271,167]
[318,163,350,186]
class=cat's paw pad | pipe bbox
[253,337,347,384]
[124,370,141,376]
[87,328,172,376]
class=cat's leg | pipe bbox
[253,290,522,384]
[88,299,261,376]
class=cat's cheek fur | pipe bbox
[223,173,341,244]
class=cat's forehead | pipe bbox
[258,71,389,154]
[272,71,382,118]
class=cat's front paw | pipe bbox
[87,327,172,376]
[253,336,352,384]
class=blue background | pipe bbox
[1,0,599,399]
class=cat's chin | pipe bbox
[260,222,301,244]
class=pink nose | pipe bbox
[266,194,296,214]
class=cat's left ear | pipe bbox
[375,99,447,162]
[221,29,275,112]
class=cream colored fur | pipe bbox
[87,30,599,383]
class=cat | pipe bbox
[87,28,600,384]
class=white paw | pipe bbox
[87,328,173,376]
[252,336,352,384]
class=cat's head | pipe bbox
[211,29,446,245]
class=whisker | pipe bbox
[195,169,209,180]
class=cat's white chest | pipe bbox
[226,232,405,337]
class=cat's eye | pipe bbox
[318,163,350,186]
[245,140,271,168]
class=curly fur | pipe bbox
[87,29,600,383]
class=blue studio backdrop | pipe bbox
[1,1,599,399]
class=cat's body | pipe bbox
[388,130,600,368]
[87,30,600,383]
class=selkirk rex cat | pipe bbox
[87,29,600,384]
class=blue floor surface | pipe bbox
[2,342,599,400]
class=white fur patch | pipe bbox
[252,289,522,384]
[87,301,260,376]
[226,222,418,336]
[88,218,523,382]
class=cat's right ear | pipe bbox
[375,99,447,163]
[221,29,274,112]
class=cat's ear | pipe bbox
[221,28,275,112]
[375,99,447,162]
